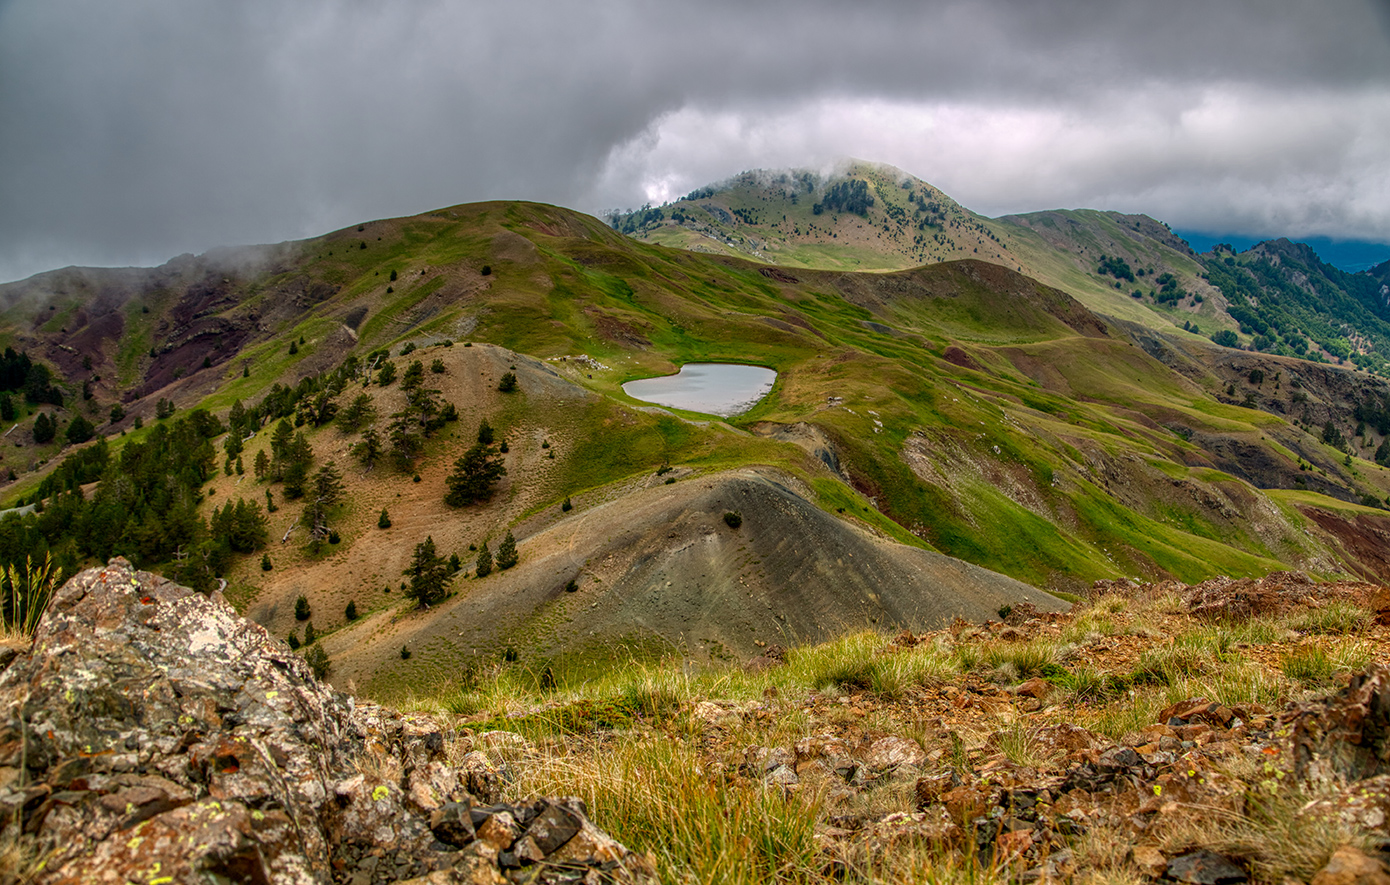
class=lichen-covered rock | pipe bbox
[0,558,655,884]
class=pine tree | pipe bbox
[294,594,311,621]
[64,414,95,444]
[474,541,493,578]
[444,443,506,506]
[32,412,54,444]
[353,427,383,470]
[477,419,494,445]
[254,449,270,480]
[404,536,450,607]
[495,531,518,570]
[303,644,330,680]
[378,507,392,528]
[282,432,314,498]
[345,600,358,620]
[338,392,376,431]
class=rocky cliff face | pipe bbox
[0,558,654,884]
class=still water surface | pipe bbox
[622,363,777,417]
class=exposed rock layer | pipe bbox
[0,559,653,884]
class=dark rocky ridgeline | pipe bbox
[0,558,655,884]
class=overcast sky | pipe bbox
[3,0,1389,282]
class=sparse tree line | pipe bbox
[401,526,520,610]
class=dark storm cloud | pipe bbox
[3,0,1388,281]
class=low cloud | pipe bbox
[3,0,1388,281]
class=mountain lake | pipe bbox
[622,363,776,416]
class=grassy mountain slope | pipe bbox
[617,162,1390,375]
[614,161,1218,331]
[2,200,1390,692]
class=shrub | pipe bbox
[1282,646,1334,685]
[287,632,300,650]
[498,372,518,393]
[400,645,412,660]
[294,594,311,621]
[723,511,742,529]
[345,601,358,621]
[562,496,573,512]
[430,359,445,373]
[303,621,316,644]
[261,553,272,571]
[481,265,492,276]
[475,542,493,578]
[1284,601,1368,635]
[378,508,391,529]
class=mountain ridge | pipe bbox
[0,194,1389,692]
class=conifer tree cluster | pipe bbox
[384,359,456,470]
[0,410,228,589]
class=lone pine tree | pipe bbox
[444,442,506,506]
[495,530,518,570]
[405,536,450,607]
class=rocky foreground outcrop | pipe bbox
[0,558,655,884]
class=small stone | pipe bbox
[765,764,799,786]
[512,835,545,864]
[1098,746,1142,771]
[1130,845,1167,877]
[1311,846,1390,885]
[914,771,961,807]
[1167,848,1247,885]
[863,736,926,769]
[1017,677,1051,699]
[475,811,520,851]
[524,799,582,854]
[429,802,475,847]
[995,828,1033,859]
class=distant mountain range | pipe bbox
[611,161,1390,375]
